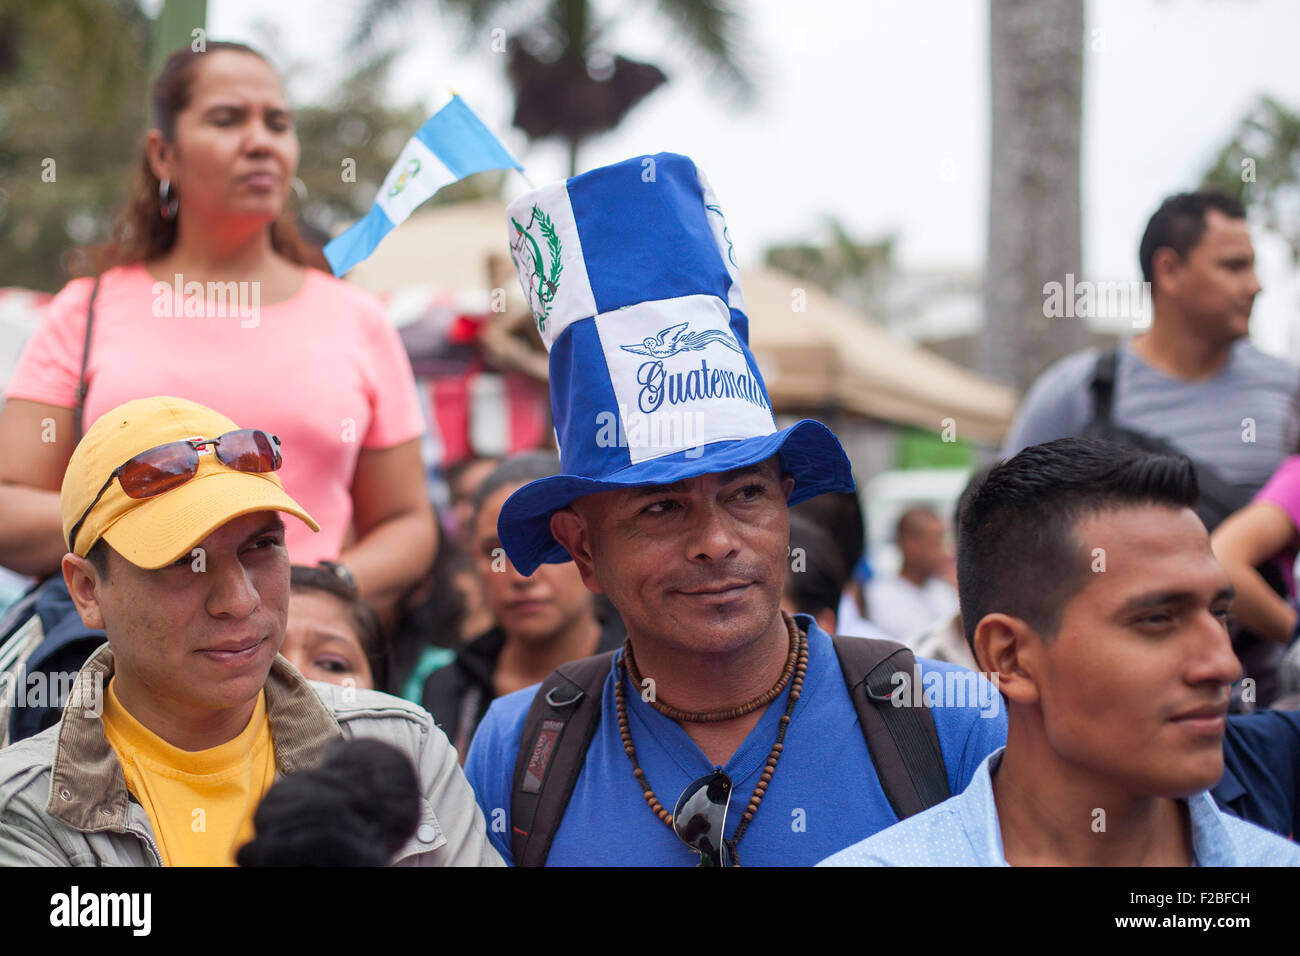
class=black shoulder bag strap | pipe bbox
[1087,347,1254,531]
[509,635,955,865]
[510,650,615,867]
[832,634,951,819]
[1089,346,1119,426]
[74,276,102,441]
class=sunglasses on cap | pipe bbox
[673,769,734,867]
[68,429,283,553]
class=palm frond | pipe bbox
[649,0,756,101]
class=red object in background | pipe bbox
[425,364,549,467]
[447,313,482,345]
[386,288,552,468]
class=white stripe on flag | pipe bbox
[375,138,456,228]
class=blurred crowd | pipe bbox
[0,42,1297,870]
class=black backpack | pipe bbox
[1081,348,1258,531]
[509,634,952,867]
[1083,348,1289,706]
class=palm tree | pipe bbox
[980,0,1087,393]
[1203,96,1300,266]
[351,0,756,176]
[1204,96,1300,357]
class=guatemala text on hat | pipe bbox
[497,153,854,575]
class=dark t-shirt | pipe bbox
[1214,710,1300,838]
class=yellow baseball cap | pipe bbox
[61,396,319,569]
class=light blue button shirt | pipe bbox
[819,748,1300,867]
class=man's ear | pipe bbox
[1151,246,1184,299]
[781,475,795,502]
[972,612,1040,706]
[62,553,106,631]
[549,507,604,594]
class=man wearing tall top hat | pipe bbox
[465,153,1006,866]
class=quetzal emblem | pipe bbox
[620,322,744,358]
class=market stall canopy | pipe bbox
[344,202,1018,445]
[741,268,1017,445]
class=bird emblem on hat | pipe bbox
[620,322,744,358]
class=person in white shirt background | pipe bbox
[866,506,959,645]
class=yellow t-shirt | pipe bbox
[102,679,277,866]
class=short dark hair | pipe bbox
[790,489,865,575]
[84,538,113,580]
[289,565,389,689]
[957,438,1198,650]
[470,451,562,530]
[443,456,501,501]
[784,513,848,620]
[1138,190,1246,285]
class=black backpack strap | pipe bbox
[510,650,615,867]
[1086,347,1255,530]
[832,634,951,819]
[1089,346,1119,425]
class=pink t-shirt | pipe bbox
[5,264,424,564]
[1254,454,1300,599]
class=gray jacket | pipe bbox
[0,644,504,866]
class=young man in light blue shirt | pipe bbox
[822,438,1300,866]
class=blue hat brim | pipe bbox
[498,419,854,576]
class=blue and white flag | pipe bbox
[324,93,523,277]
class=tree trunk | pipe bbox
[981,0,1086,393]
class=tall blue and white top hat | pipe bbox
[500,152,854,574]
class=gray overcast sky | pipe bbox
[207,0,1300,354]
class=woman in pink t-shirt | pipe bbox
[0,42,435,610]
[1210,456,1300,645]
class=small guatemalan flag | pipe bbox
[324,93,524,277]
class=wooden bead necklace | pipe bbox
[614,612,808,866]
[621,618,800,723]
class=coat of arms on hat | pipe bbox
[510,205,563,332]
[619,322,743,358]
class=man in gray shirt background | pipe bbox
[1003,190,1298,502]
[1002,190,1299,707]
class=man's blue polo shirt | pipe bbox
[464,615,1008,866]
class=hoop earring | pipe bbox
[159,177,178,221]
